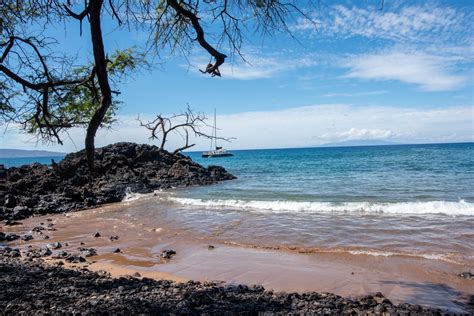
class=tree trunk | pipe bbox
[85,0,112,171]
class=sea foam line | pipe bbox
[166,197,474,216]
[346,250,460,264]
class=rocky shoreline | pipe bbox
[0,143,467,314]
[0,142,235,221]
[0,254,442,315]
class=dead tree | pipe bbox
[138,106,233,154]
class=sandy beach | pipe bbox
[2,197,472,313]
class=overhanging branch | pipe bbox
[167,0,227,76]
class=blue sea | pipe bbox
[4,143,474,264]
[186,142,474,205]
[155,142,474,266]
[0,156,65,168]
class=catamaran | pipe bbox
[202,109,234,158]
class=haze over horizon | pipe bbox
[1,0,473,152]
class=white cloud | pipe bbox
[291,4,472,91]
[294,4,472,44]
[2,104,472,152]
[326,128,393,141]
[324,90,388,97]
[343,50,467,91]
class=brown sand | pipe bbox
[2,202,472,312]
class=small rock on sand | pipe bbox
[0,233,20,242]
[160,249,176,259]
[47,242,62,250]
[458,272,473,280]
[21,235,34,241]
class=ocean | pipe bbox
[151,142,474,266]
[0,156,65,168]
[4,143,474,265]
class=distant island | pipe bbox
[0,148,66,158]
[318,139,400,148]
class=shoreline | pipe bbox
[0,255,441,315]
[1,201,473,313]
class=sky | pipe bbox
[1,0,473,152]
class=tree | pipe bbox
[138,105,232,154]
[1,0,315,170]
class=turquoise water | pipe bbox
[184,143,474,204]
[4,143,474,264]
[140,143,473,265]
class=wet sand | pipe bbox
[2,201,473,313]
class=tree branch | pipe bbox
[167,0,227,76]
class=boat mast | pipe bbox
[214,108,217,149]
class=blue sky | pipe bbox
[1,0,473,151]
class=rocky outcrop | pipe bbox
[0,142,235,220]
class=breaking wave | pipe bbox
[166,197,474,216]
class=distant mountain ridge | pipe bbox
[318,139,400,148]
[0,148,66,158]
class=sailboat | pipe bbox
[202,109,234,158]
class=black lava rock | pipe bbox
[1,142,235,221]
[21,235,34,241]
[160,249,176,260]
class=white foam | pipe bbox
[166,197,474,216]
[122,188,169,202]
[347,250,459,263]
[122,187,148,202]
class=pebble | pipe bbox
[160,249,176,260]
[32,226,45,232]
[21,235,34,241]
[25,247,52,258]
[47,242,62,250]
[458,271,473,280]
[78,247,97,257]
[65,255,86,263]
[3,233,20,242]
[4,220,22,226]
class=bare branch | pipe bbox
[138,105,233,154]
[167,0,227,76]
